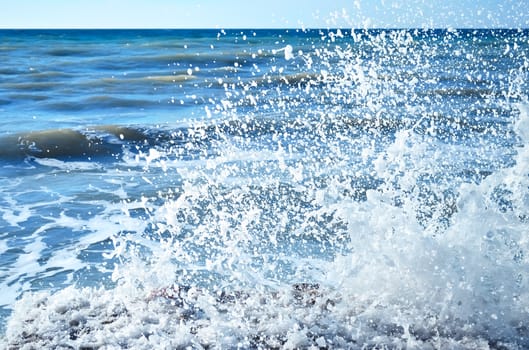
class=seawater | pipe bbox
[0,29,528,349]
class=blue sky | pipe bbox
[1,0,528,29]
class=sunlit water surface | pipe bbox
[0,29,529,348]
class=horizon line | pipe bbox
[1,27,527,31]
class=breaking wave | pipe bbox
[1,28,528,349]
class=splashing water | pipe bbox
[1,28,529,348]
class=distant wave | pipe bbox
[0,126,154,160]
[0,109,508,161]
[44,96,161,112]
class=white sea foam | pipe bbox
[1,29,528,349]
[1,201,31,228]
[3,104,528,347]
[33,157,103,171]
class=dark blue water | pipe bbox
[1,29,529,348]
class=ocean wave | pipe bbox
[1,29,528,348]
[0,81,62,92]
[44,96,160,111]
[90,74,195,86]
[7,93,49,101]
[0,127,145,160]
[0,109,508,162]
[26,71,74,80]
[45,48,92,57]
[0,124,219,161]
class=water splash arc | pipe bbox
[0,28,528,349]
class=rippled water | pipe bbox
[1,29,529,348]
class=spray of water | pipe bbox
[3,29,529,349]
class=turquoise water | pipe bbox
[1,29,529,348]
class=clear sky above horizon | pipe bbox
[1,0,528,29]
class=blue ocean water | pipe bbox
[0,29,529,348]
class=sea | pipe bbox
[0,28,528,349]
